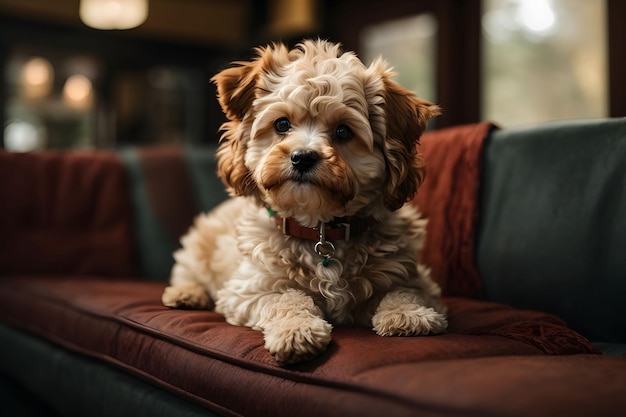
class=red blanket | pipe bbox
[414,122,496,299]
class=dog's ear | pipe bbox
[211,60,262,122]
[211,43,289,122]
[211,44,289,196]
[215,120,257,196]
[368,62,441,211]
[212,60,261,196]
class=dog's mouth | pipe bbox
[257,154,359,215]
[263,168,322,190]
[289,169,319,185]
[261,171,356,209]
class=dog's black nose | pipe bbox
[290,150,319,173]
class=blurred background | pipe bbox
[0,0,623,151]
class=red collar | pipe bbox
[269,211,377,242]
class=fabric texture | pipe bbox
[0,275,601,417]
[414,122,496,298]
[183,146,230,213]
[0,149,137,278]
[135,147,201,243]
[477,118,626,343]
[0,324,222,417]
[121,146,228,280]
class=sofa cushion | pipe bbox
[0,150,137,278]
[477,118,626,343]
[0,275,602,417]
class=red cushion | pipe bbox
[0,150,137,277]
[0,276,604,417]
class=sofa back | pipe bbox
[477,118,626,343]
[0,150,138,277]
[0,146,228,281]
[121,146,228,280]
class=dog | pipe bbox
[162,39,447,364]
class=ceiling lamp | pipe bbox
[21,57,54,99]
[80,0,148,30]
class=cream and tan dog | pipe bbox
[162,39,447,364]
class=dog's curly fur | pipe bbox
[162,40,447,364]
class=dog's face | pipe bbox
[212,40,440,226]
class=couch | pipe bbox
[1,118,625,417]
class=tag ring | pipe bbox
[315,222,336,262]
[314,240,335,258]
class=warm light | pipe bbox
[20,57,54,99]
[80,0,148,30]
[269,0,317,36]
[63,74,93,109]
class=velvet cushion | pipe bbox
[0,150,137,277]
[0,276,602,417]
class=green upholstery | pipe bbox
[122,148,180,281]
[121,146,228,281]
[0,324,219,417]
[184,146,230,212]
[477,118,626,343]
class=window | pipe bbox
[482,0,608,126]
[360,13,438,103]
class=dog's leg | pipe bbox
[218,287,332,364]
[371,289,447,336]
[162,201,245,310]
[260,290,333,364]
[162,284,212,309]
[162,257,213,309]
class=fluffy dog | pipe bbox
[162,39,447,364]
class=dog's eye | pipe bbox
[273,118,291,134]
[334,124,354,142]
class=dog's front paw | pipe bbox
[162,284,212,309]
[263,317,333,364]
[372,305,448,336]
